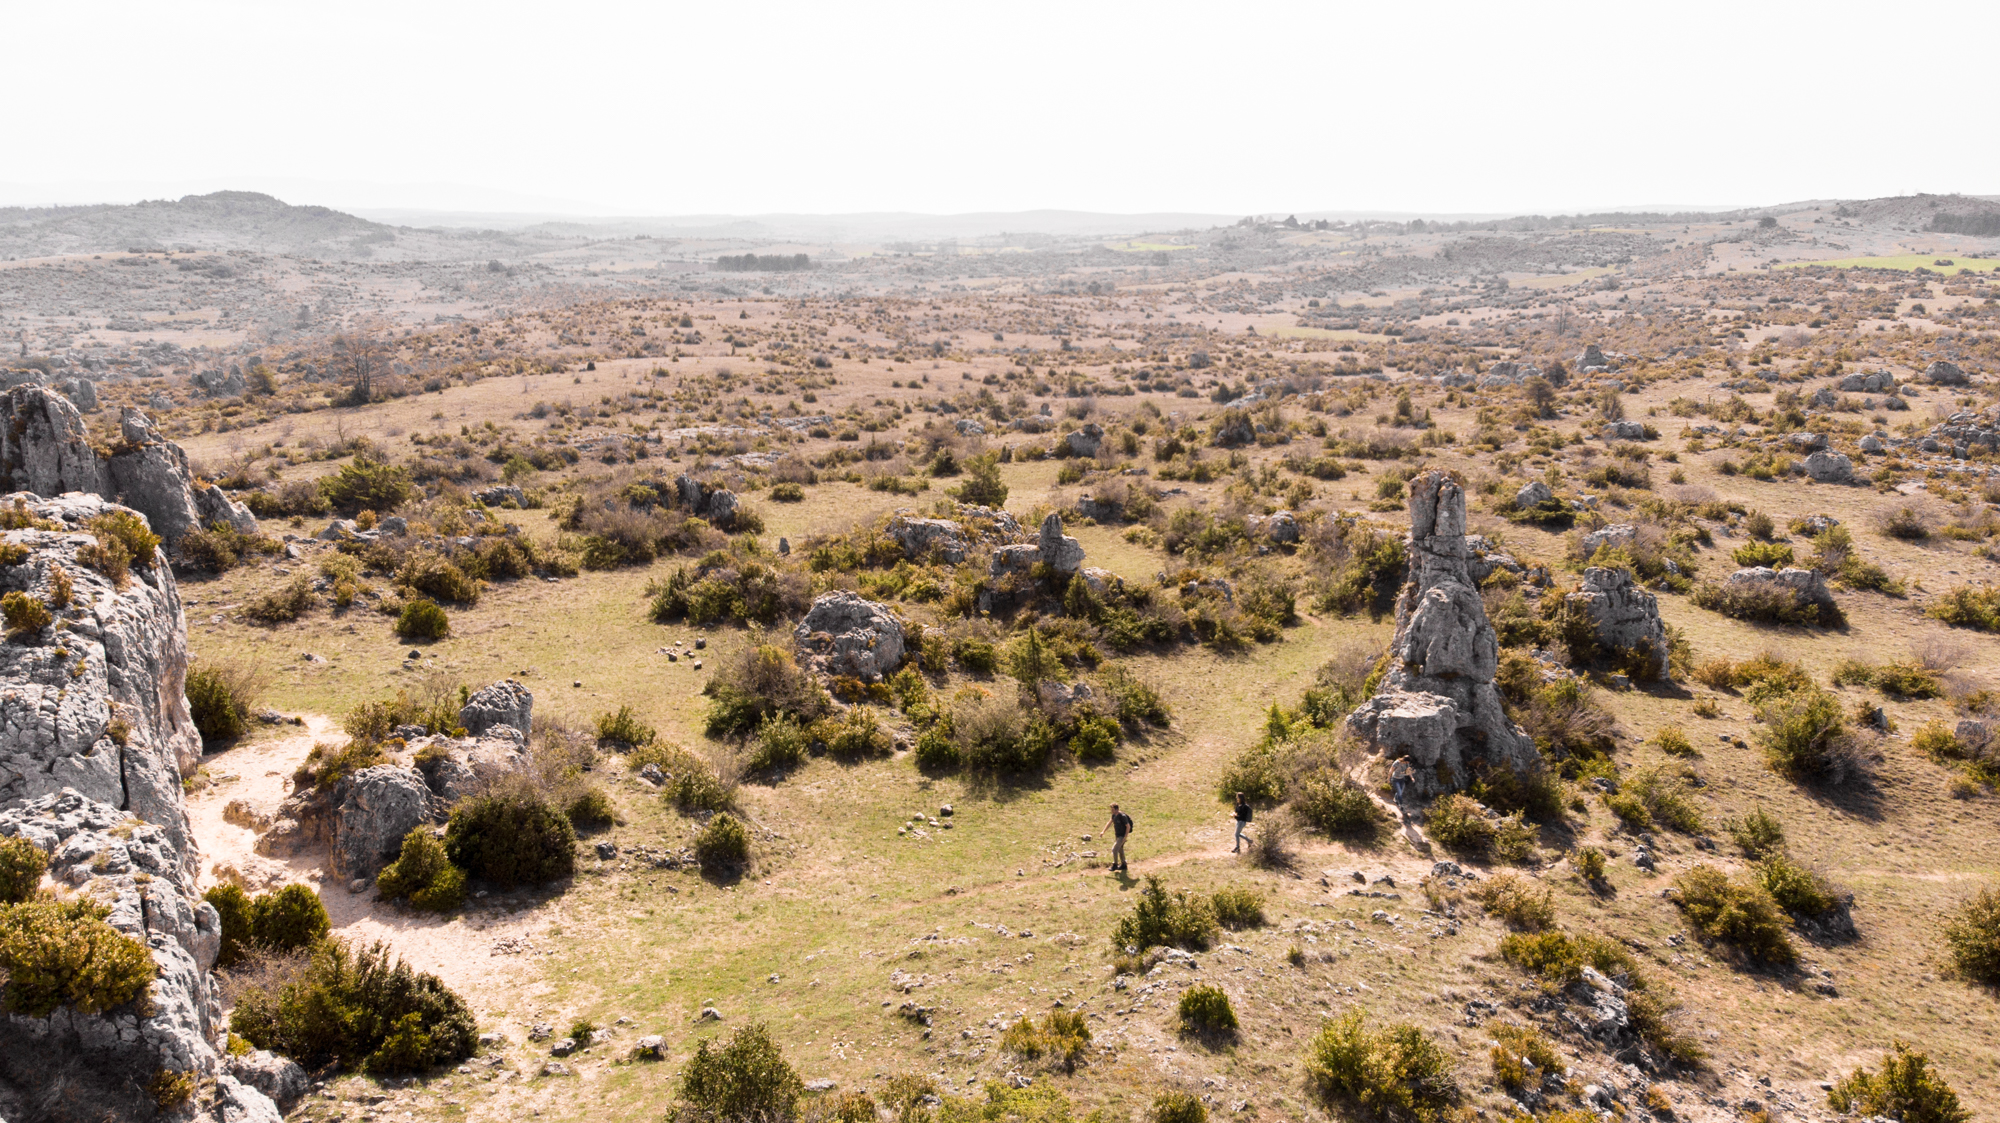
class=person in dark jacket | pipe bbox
[1102,804,1133,872]
[1232,792,1253,853]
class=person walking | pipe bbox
[1231,792,1253,853]
[1102,804,1133,873]
[1390,757,1416,813]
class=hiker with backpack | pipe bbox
[1102,804,1133,873]
[1232,792,1253,853]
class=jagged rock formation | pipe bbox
[990,514,1085,578]
[1802,449,1854,483]
[1565,567,1670,679]
[674,474,742,529]
[1723,566,1839,618]
[887,515,970,564]
[458,679,533,739]
[330,767,439,880]
[1345,472,1541,798]
[795,592,905,681]
[0,388,257,551]
[1061,424,1103,459]
[0,494,279,1121]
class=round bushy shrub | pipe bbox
[376,829,467,912]
[0,898,156,1016]
[203,883,254,967]
[1,591,51,637]
[1426,794,1497,854]
[0,837,49,904]
[1943,887,2000,985]
[230,938,475,1074]
[250,884,331,952]
[185,665,249,742]
[1177,984,1238,1039]
[1294,775,1384,838]
[445,790,577,888]
[396,599,451,642]
[675,1024,803,1123]
[1149,1091,1207,1123]
[695,813,751,876]
[565,787,615,830]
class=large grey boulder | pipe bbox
[1602,420,1647,441]
[105,409,209,548]
[1037,514,1085,574]
[57,377,98,412]
[795,592,905,681]
[1580,523,1638,557]
[330,766,437,880]
[1575,343,1613,371]
[459,679,533,738]
[1802,450,1854,483]
[411,734,531,803]
[1565,567,1670,679]
[1723,566,1840,619]
[1924,360,1969,385]
[0,493,202,868]
[1062,424,1103,459]
[1515,480,1554,509]
[1249,510,1301,544]
[226,1049,308,1111]
[1839,370,1895,393]
[0,386,110,499]
[473,484,527,507]
[1345,472,1542,798]
[674,474,743,529]
[886,515,969,564]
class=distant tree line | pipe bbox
[1928,213,2000,237]
[714,254,813,272]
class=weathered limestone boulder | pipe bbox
[226,1049,308,1111]
[989,543,1041,577]
[0,494,201,869]
[411,734,531,803]
[1565,567,1670,679]
[1079,566,1124,596]
[1345,472,1541,798]
[1037,514,1085,574]
[1794,513,1839,537]
[1924,360,1969,385]
[795,592,905,681]
[329,766,438,880]
[57,377,97,412]
[1211,412,1256,448]
[886,515,969,564]
[1787,432,1828,452]
[473,484,527,507]
[1839,370,1895,393]
[0,386,110,499]
[1802,450,1854,483]
[459,679,533,738]
[1579,523,1637,557]
[674,474,743,529]
[1602,420,1647,441]
[1575,343,1613,371]
[107,408,211,548]
[1248,510,1301,544]
[1464,535,1524,584]
[1062,424,1103,459]
[1515,480,1554,509]
[1724,566,1839,618]
[1859,434,1886,453]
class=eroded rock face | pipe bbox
[411,734,531,803]
[674,474,743,530]
[795,592,905,681]
[459,679,533,739]
[330,766,438,880]
[1724,566,1839,617]
[1802,449,1854,483]
[1345,472,1541,798]
[0,493,201,871]
[0,386,110,499]
[1062,424,1103,459]
[1566,567,1670,679]
[1037,514,1085,574]
[887,515,969,564]
[1924,360,1969,385]
[226,1049,309,1111]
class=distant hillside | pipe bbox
[1831,193,2000,235]
[0,191,393,258]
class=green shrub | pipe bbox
[695,813,751,876]
[320,454,414,514]
[1472,873,1556,931]
[745,713,810,773]
[1911,719,1967,763]
[703,645,830,738]
[185,663,255,742]
[1489,1023,1562,1090]
[1293,775,1384,838]
[250,884,331,952]
[1069,714,1118,763]
[204,883,254,967]
[1605,791,1651,830]
[376,829,468,911]
[1731,540,1794,568]
[1728,805,1786,859]
[1651,726,1697,757]
[595,704,656,747]
[1498,929,1635,987]
[1426,794,1496,855]
[148,1069,195,1109]
[1177,984,1238,1039]
[1827,1041,1970,1123]
[0,837,50,903]
[565,787,615,830]
[1755,687,1860,782]
[1112,876,1217,954]
[999,1010,1092,1071]
[1689,578,1843,626]
[1625,766,1707,834]
[1926,584,2000,631]
[1,591,51,637]
[1303,1011,1459,1123]
[1873,661,1943,699]
[817,708,892,762]
[293,739,389,791]
[1941,887,2000,984]
[1098,664,1171,727]
[90,511,161,570]
[1210,888,1265,930]
[631,742,737,813]
[947,453,1008,508]
[1148,1091,1207,1123]
[244,576,314,624]
[1671,864,1795,964]
[0,897,156,1016]
[396,598,451,641]
[673,1024,803,1123]
[769,482,805,502]
[445,790,577,888]
[230,938,476,1073]
[1753,852,1838,918]
[1574,847,1606,882]
[913,724,959,772]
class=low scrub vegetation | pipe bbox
[1112,877,1217,954]
[229,938,477,1074]
[1827,1041,1970,1123]
[444,788,577,888]
[1176,984,1238,1040]
[1670,864,1795,965]
[1303,1010,1459,1123]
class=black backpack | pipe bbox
[1115,811,1134,835]
[1240,803,1253,823]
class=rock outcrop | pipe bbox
[1565,567,1670,679]
[1061,424,1103,459]
[795,592,906,681]
[1802,449,1854,483]
[887,515,970,564]
[1723,566,1839,618]
[1924,360,1969,385]
[989,513,1086,578]
[674,474,742,529]
[1345,472,1542,798]
[0,494,280,1121]
[330,766,439,880]
[0,388,258,551]
[458,679,533,739]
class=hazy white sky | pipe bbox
[5,0,1994,217]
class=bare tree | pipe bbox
[332,333,385,407]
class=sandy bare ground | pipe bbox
[187,718,558,1018]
